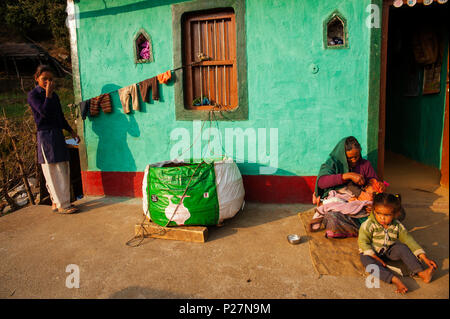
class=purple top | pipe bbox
[27,86,73,133]
[317,158,378,189]
[28,86,73,163]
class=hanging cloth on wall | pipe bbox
[118,83,140,114]
[90,93,112,116]
[80,99,90,120]
[412,29,439,65]
[157,70,172,84]
[139,77,159,102]
[81,58,206,119]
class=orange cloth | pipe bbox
[157,70,172,84]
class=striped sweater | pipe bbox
[358,213,425,257]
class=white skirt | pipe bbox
[41,144,71,209]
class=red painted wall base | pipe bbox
[81,171,317,204]
[81,171,144,198]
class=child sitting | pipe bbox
[358,193,437,294]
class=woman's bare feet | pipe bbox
[391,276,408,294]
[417,267,435,283]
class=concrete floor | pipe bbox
[0,153,448,299]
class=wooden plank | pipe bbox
[196,60,234,66]
[188,14,234,23]
[135,221,208,243]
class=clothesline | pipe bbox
[78,59,209,119]
[83,70,170,102]
[170,59,203,72]
[85,60,203,101]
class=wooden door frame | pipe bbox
[440,53,449,188]
[377,0,391,180]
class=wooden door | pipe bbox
[183,9,238,110]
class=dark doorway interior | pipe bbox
[384,3,448,175]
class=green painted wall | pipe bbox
[385,5,448,169]
[75,0,374,176]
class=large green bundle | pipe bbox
[142,158,244,227]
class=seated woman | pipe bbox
[311,136,386,238]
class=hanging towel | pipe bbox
[80,99,90,120]
[90,93,112,116]
[118,83,140,113]
[139,77,159,102]
[157,70,172,84]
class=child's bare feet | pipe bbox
[391,276,408,294]
[417,267,435,283]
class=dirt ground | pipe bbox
[0,153,448,299]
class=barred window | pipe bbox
[183,9,238,110]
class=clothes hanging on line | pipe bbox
[80,69,175,119]
[118,83,140,114]
[157,70,172,84]
[90,93,112,116]
[139,77,159,103]
[80,99,90,120]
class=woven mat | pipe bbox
[298,208,365,277]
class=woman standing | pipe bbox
[312,136,385,238]
[28,65,80,214]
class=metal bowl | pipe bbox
[287,234,302,245]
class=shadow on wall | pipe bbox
[91,84,141,196]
